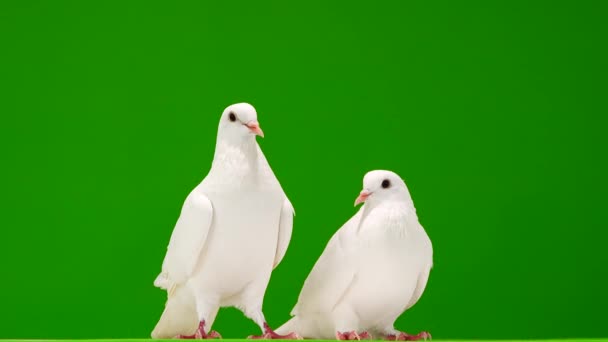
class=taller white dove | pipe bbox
[276,170,433,341]
[151,103,298,340]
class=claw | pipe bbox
[247,333,269,339]
[177,320,222,339]
[387,331,431,341]
[177,335,197,339]
[336,331,372,340]
[358,332,372,340]
[207,331,222,339]
[407,331,431,341]
[248,322,301,340]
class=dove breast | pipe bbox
[345,203,432,326]
[188,146,286,300]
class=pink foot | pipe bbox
[177,321,222,339]
[248,322,302,340]
[336,331,372,340]
[386,331,431,341]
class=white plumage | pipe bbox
[276,170,433,341]
[151,103,296,339]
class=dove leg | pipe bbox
[335,331,372,340]
[179,295,221,339]
[240,303,300,340]
[236,277,300,340]
[333,306,371,340]
[177,321,221,339]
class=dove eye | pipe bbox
[228,112,236,122]
[381,179,391,189]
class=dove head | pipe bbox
[354,170,412,206]
[217,103,264,143]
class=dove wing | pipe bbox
[154,191,213,292]
[404,267,431,311]
[273,198,295,269]
[291,213,360,316]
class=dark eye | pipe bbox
[228,112,236,122]
[381,179,391,189]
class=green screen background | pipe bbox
[1,0,607,339]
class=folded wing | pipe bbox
[154,192,213,294]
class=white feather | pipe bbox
[274,198,295,269]
[154,192,213,292]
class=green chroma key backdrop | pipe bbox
[1,0,607,340]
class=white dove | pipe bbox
[276,170,433,341]
[151,103,298,340]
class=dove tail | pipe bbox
[276,316,331,339]
[275,317,300,336]
[153,273,170,289]
[275,317,295,335]
[151,285,198,339]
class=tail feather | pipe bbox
[275,317,297,336]
[154,272,175,291]
[277,316,335,339]
[151,286,198,339]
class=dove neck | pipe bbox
[364,198,417,218]
[211,137,259,167]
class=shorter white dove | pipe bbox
[276,170,433,340]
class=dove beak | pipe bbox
[354,190,372,206]
[246,121,264,138]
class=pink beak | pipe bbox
[246,121,264,138]
[354,190,372,206]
